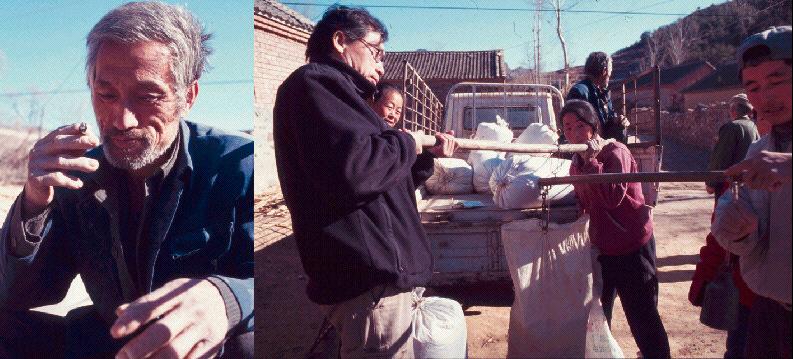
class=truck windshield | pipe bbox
[463,106,538,130]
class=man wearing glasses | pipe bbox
[274,5,455,358]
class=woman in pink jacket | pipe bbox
[561,99,670,358]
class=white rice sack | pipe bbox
[502,215,593,358]
[412,288,468,359]
[489,156,576,209]
[425,158,474,195]
[473,115,513,143]
[468,150,505,193]
[515,123,559,145]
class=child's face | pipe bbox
[374,91,404,127]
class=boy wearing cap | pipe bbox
[711,25,792,358]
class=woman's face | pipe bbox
[561,113,594,144]
[373,91,404,127]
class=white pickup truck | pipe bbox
[400,75,662,287]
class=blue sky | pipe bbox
[285,0,730,70]
[0,1,253,132]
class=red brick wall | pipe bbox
[254,18,309,194]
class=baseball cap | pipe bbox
[737,26,792,69]
[730,93,751,107]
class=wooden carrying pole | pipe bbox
[537,171,734,187]
[417,134,588,154]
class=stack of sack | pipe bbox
[468,116,513,194]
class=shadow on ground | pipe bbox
[255,235,325,358]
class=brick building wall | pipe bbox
[254,16,310,194]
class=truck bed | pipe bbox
[417,191,580,286]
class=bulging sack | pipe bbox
[412,288,468,359]
[489,155,575,209]
[501,215,593,358]
[468,150,505,193]
[425,158,474,195]
[473,115,513,143]
[515,123,559,146]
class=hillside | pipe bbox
[611,0,791,82]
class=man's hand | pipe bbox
[725,150,792,191]
[112,278,229,359]
[583,137,611,159]
[24,123,100,218]
[427,131,458,158]
[705,185,715,195]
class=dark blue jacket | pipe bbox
[0,120,254,336]
[567,79,627,143]
[274,57,434,305]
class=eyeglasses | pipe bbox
[357,39,385,63]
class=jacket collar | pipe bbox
[313,55,377,99]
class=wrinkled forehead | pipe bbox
[92,40,176,87]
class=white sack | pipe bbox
[585,297,625,358]
[489,156,576,209]
[515,123,559,146]
[473,115,513,143]
[468,150,505,193]
[501,215,593,358]
[412,288,468,359]
[425,158,473,195]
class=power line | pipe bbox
[283,2,745,17]
[0,80,252,98]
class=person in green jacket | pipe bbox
[706,93,760,197]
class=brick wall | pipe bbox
[254,19,309,195]
[662,104,732,150]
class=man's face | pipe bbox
[91,40,192,172]
[373,91,403,127]
[338,31,385,85]
[742,59,792,126]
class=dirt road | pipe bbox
[255,180,732,358]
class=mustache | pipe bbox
[103,128,147,139]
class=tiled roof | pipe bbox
[383,50,506,81]
[682,61,741,93]
[255,0,314,32]
[635,61,714,87]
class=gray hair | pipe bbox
[86,1,213,95]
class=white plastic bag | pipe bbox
[425,158,474,195]
[473,115,513,143]
[468,150,505,193]
[501,215,593,358]
[412,288,468,359]
[489,155,575,209]
[586,298,625,358]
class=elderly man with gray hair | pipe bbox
[0,2,253,358]
[705,93,760,196]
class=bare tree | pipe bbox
[665,21,690,65]
[551,0,570,90]
[643,31,662,70]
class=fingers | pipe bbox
[28,167,85,190]
[116,309,191,359]
[149,324,211,359]
[32,134,101,155]
[112,278,194,339]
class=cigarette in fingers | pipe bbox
[78,122,87,135]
